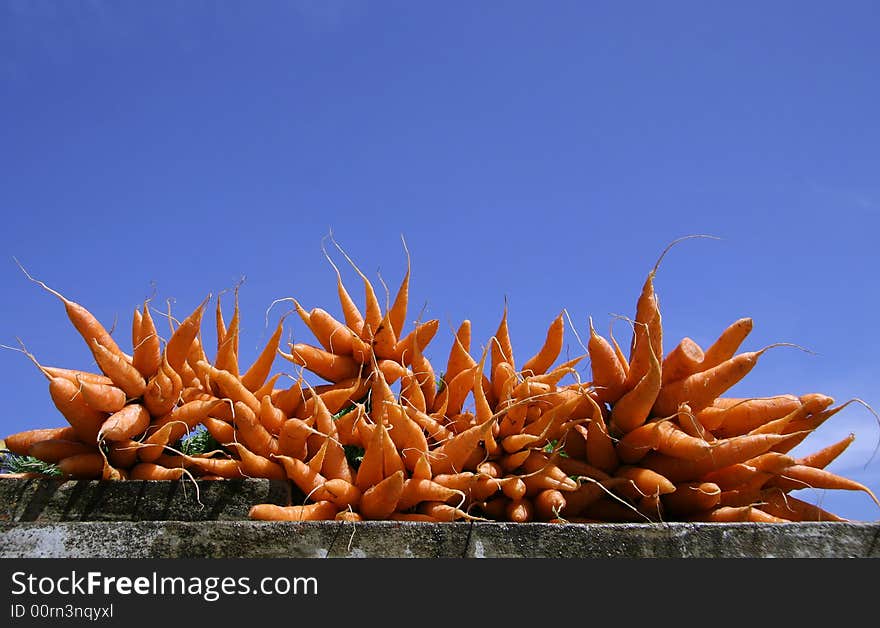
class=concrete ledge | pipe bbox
[0,478,291,522]
[2,479,878,558]
[1,521,878,558]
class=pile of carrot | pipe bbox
[3,236,879,524]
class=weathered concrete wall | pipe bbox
[2,479,878,558]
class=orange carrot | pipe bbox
[4,426,79,456]
[142,356,183,418]
[699,317,754,371]
[387,234,412,340]
[57,452,105,479]
[130,463,188,481]
[765,464,880,507]
[76,377,127,414]
[521,312,564,377]
[279,343,361,384]
[196,360,261,416]
[16,260,128,362]
[164,296,210,375]
[229,401,278,458]
[661,482,722,517]
[240,312,289,392]
[359,469,406,520]
[689,505,790,523]
[214,284,242,376]
[609,324,661,435]
[587,317,629,404]
[641,431,806,483]
[796,433,856,469]
[701,395,804,437]
[91,339,147,399]
[99,403,151,442]
[224,442,285,480]
[27,439,97,463]
[132,302,162,379]
[249,501,339,521]
[428,416,495,475]
[661,337,704,386]
[397,477,465,511]
[652,344,798,417]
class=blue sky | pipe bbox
[1,1,878,521]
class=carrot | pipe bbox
[609,323,661,435]
[661,482,722,517]
[201,416,236,444]
[404,405,454,444]
[320,235,365,336]
[614,465,676,499]
[757,487,847,522]
[765,464,880,507]
[387,234,412,340]
[614,418,667,464]
[355,420,391,491]
[652,418,712,460]
[196,361,260,416]
[42,367,113,386]
[273,453,328,496]
[76,376,127,414]
[16,259,128,361]
[688,505,790,523]
[587,317,628,404]
[258,394,286,436]
[329,234,383,340]
[104,439,140,469]
[57,452,105,479]
[249,501,339,521]
[180,454,244,479]
[151,398,228,448]
[142,356,183,417]
[701,395,804,437]
[229,401,278,458]
[99,403,151,442]
[279,343,361,384]
[406,321,438,409]
[359,469,406,520]
[418,501,482,522]
[520,451,578,495]
[574,403,619,475]
[443,320,476,386]
[520,311,565,378]
[435,364,479,418]
[11,341,109,443]
[652,343,804,417]
[91,339,147,399]
[134,422,177,463]
[336,510,364,522]
[428,416,495,475]
[48,377,109,443]
[505,498,535,523]
[534,489,568,521]
[383,402,429,472]
[277,417,315,459]
[164,295,210,375]
[397,477,465,511]
[661,337,705,386]
[796,433,856,469]
[130,463,188,481]
[214,284,242,376]
[641,431,806,483]
[239,313,289,392]
[27,439,97,463]
[700,317,754,371]
[132,301,162,379]
[490,300,515,380]
[4,426,79,456]
[224,442,286,480]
